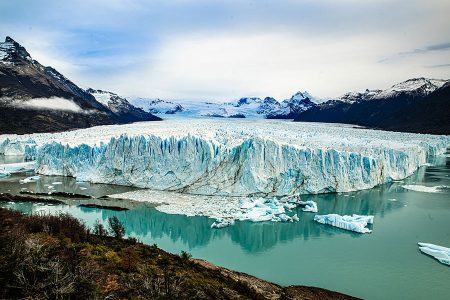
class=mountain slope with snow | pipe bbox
[131,91,318,119]
[86,89,160,122]
[0,36,160,134]
[295,78,450,134]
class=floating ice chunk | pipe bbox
[418,243,450,265]
[20,175,41,183]
[0,170,10,178]
[47,186,54,189]
[314,214,374,233]
[52,182,63,185]
[299,200,318,213]
[0,162,35,174]
[239,197,294,223]
[211,218,235,229]
[292,214,300,221]
[402,185,449,193]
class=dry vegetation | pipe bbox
[0,207,358,300]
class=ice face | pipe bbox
[0,119,449,196]
[314,214,374,233]
[418,243,450,266]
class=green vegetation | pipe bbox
[0,207,356,300]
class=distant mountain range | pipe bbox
[129,91,318,119]
[0,36,160,134]
[1,36,448,135]
[294,78,450,135]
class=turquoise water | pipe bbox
[1,153,449,299]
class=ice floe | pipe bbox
[402,185,449,193]
[19,175,41,183]
[0,162,35,177]
[299,200,318,213]
[418,243,450,266]
[109,190,302,228]
[314,214,374,233]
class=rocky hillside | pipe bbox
[294,78,450,135]
[0,36,159,134]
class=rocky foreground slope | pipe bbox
[0,207,357,299]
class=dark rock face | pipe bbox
[86,88,161,123]
[295,81,450,135]
[0,36,160,134]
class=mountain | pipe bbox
[131,91,317,119]
[0,36,160,134]
[130,98,184,114]
[86,89,160,122]
[267,91,317,119]
[294,78,450,135]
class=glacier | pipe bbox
[418,243,450,266]
[0,119,449,196]
[314,214,375,233]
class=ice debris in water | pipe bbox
[211,218,235,229]
[299,200,318,213]
[314,214,374,233]
[20,175,41,183]
[418,243,450,266]
[402,185,449,193]
[0,162,35,178]
[238,197,300,224]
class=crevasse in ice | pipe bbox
[0,119,449,196]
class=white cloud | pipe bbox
[16,98,83,112]
[106,31,448,101]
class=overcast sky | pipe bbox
[1,0,449,101]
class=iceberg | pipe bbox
[314,214,374,233]
[299,200,318,213]
[0,119,449,196]
[20,175,41,183]
[0,162,35,177]
[211,218,235,229]
[402,185,449,193]
[418,243,450,265]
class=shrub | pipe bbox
[107,216,125,239]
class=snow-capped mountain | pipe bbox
[295,78,450,134]
[130,98,184,114]
[86,89,159,122]
[372,78,448,99]
[0,36,160,134]
[131,91,318,119]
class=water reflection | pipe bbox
[0,152,448,254]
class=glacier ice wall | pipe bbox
[1,119,449,196]
[33,134,447,196]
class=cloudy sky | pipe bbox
[1,0,449,101]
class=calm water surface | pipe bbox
[1,153,449,299]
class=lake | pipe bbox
[1,152,449,299]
